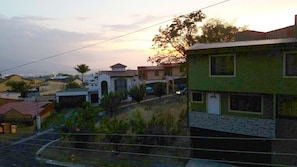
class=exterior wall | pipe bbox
[0,92,21,100]
[88,81,100,91]
[171,65,184,76]
[110,76,139,101]
[145,70,165,80]
[55,90,88,103]
[138,64,183,82]
[189,111,276,138]
[188,46,297,95]
[39,81,66,96]
[97,74,111,99]
[189,92,274,119]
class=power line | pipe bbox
[0,0,230,73]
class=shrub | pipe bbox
[127,84,146,103]
[99,91,124,116]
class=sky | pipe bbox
[0,0,296,76]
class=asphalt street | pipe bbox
[0,129,60,167]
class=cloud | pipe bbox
[0,17,104,74]
[0,16,152,76]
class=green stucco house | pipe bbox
[186,38,297,166]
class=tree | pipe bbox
[74,64,90,83]
[149,11,246,65]
[127,84,146,103]
[66,82,82,89]
[149,10,206,65]
[197,18,247,43]
[99,91,124,116]
[6,81,30,97]
[58,102,100,148]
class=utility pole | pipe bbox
[35,96,41,132]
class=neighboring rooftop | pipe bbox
[110,63,127,71]
[236,14,297,41]
[187,38,297,51]
[0,101,51,117]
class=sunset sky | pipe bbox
[0,0,296,76]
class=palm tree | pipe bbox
[74,64,91,83]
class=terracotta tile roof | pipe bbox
[0,101,50,117]
[110,63,127,68]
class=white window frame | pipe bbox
[191,91,204,103]
[228,94,263,114]
[283,51,297,78]
[209,54,236,77]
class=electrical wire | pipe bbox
[0,0,230,73]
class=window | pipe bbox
[210,54,235,76]
[192,92,203,103]
[165,67,172,76]
[284,52,297,77]
[139,71,145,79]
[114,79,127,92]
[154,70,159,76]
[229,94,262,113]
[277,95,297,117]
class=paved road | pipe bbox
[0,129,60,167]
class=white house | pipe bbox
[56,63,139,107]
[91,63,139,102]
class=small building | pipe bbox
[0,101,54,131]
[55,88,89,108]
[138,63,185,94]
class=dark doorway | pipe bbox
[90,93,98,103]
[101,81,108,96]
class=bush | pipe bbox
[58,104,100,148]
[153,83,166,98]
[97,116,128,151]
[99,91,124,116]
[127,84,146,103]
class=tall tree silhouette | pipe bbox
[74,64,90,83]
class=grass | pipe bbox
[41,96,190,167]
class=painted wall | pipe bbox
[97,74,111,99]
[187,46,297,95]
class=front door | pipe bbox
[207,93,220,114]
